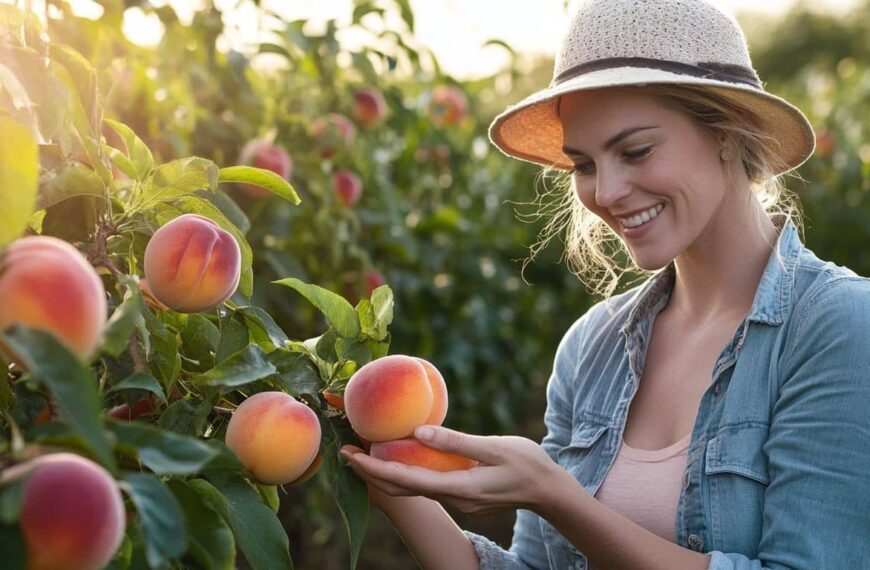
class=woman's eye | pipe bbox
[624,146,653,161]
[572,162,595,175]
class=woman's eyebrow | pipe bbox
[562,125,659,157]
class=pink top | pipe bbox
[592,432,692,545]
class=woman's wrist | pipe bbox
[531,462,582,518]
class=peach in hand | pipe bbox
[370,437,478,472]
[344,355,436,442]
[143,214,241,313]
[414,357,448,426]
[225,391,322,485]
[4,453,126,570]
[0,236,107,359]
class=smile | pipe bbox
[617,204,664,229]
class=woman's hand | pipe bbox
[340,425,570,517]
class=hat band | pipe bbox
[553,57,762,89]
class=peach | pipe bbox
[237,138,292,198]
[143,214,241,313]
[362,269,386,298]
[414,357,448,426]
[370,438,478,472]
[344,355,434,442]
[107,396,159,421]
[225,391,322,485]
[140,278,169,311]
[323,391,345,411]
[312,113,356,158]
[290,453,322,485]
[333,169,363,207]
[429,85,468,127]
[0,236,107,359]
[6,453,125,570]
[353,88,387,126]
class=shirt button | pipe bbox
[688,534,704,551]
[713,381,722,395]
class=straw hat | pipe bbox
[489,0,815,174]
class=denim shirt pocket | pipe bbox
[703,422,770,555]
[542,421,611,569]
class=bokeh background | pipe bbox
[15,0,870,567]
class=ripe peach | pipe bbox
[429,85,468,127]
[290,453,322,485]
[312,113,356,158]
[370,438,478,472]
[414,357,448,425]
[237,138,292,198]
[225,391,322,485]
[7,453,125,570]
[143,214,241,313]
[323,391,345,411]
[0,236,107,359]
[140,278,169,311]
[353,88,387,126]
[333,169,363,207]
[344,355,434,442]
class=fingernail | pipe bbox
[416,426,434,441]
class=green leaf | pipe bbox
[180,314,220,372]
[237,306,289,352]
[146,315,181,389]
[0,327,114,469]
[109,421,218,475]
[36,162,106,211]
[323,416,368,569]
[216,313,250,363]
[393,0,414,31]
[0,524,26,570]
[206,473,293,570]
[219,166,300,205]
[0,115,38,246]
[193,344,277,389]
[167,479,235,570]
[144,157,219,205]
[102,284,147,358]
[158,399,213,437]
[273,278,361,338]
[0,477,26,525]
[257,484,280,514]
[201,440,245,473]
[106,373,166,403]
[269,349,322,398]
[104,118,154,180]
[122,473,187,569]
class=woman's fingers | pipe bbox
[414,425,501,465]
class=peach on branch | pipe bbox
[4,453,125,570]
[0,236,107,359]
[290,453,323,485]
[333,169,363,207]
[225,391,322,485]
[237,138,293,198]
[323,391,345,411]
[353,88,387,126]
[370,438,478,472]
[143,214,241,313]
[344,355,438,442]
[312,113,356,158]
[429,85,468,127]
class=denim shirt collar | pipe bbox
[619,215,803,340]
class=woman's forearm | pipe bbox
[536,468,710,570]
[378,494,480,570]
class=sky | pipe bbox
[57,0,862,79]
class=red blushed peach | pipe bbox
[414,357,448,426]
[353,88,387,126]
[370,438,478,472]
[140,278,169,311]
[290,453,322,485]
[333,169,363,207]
[312,113,356,158]
[225,391,322,485]
[362,269,386,299]
[0,236,107,359]
[323,391,345,411]
[237,138,292,198]
[344,355,433,442]
[429,85,468,127]
[143,214,241,313]
[5,453,126,570]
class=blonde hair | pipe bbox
[517,85,804,300]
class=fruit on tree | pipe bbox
[106,396,159,421]
[344,355,448,442]
[370,438,478,472]
[5,453,125,570]
[363,269,387,298]
[225,391,322,485]
[0,236,107,359]
[237,138,292,198]
[323,391,345,410]
[290,453,323,485]
[429,85,468,127]
[143,214,241,313]
[333,169,363,207]
[353,88,387,126]
[312,113,356,158]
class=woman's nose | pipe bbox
[594,167,632,209]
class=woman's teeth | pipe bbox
[619,203,664,229]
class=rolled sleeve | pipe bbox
[709,278,870,569]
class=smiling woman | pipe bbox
[341,0,870,569]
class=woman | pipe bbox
[341,1,870,568]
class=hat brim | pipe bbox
[489,67,815,175]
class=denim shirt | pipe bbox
[466,219,870,569]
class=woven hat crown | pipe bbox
[554,0,758,87]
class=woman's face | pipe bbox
[559,88,731,271]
